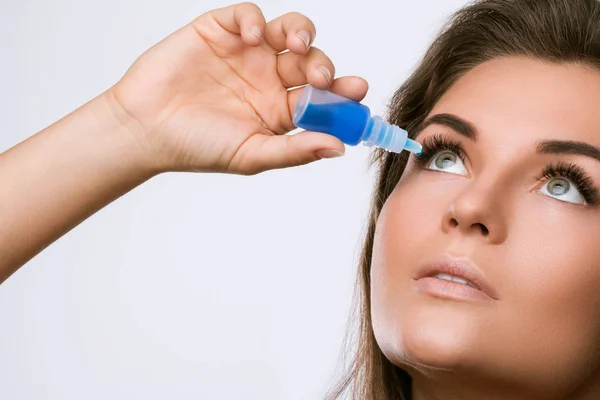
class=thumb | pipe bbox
[244,130,346,174]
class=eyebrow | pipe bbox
[415,113,477,141]
[414,112,600,163]
[537,140,600,162]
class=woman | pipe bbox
[2,0,600,399]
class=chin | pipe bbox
[376,300,480,371]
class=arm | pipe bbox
[0,92,155,283]
[0,3,365,284]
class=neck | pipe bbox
[408,369,563,400]
[406,363,600,400]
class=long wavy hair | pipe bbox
[325,0,600,398]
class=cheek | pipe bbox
[509,207,600,329]
[486,208,600,380]
[370,179,451,362]
[370,177,446,289]
[369,199,411,365]
[373,172,451,256]
[512,200,600,301]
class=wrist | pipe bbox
[96,88,165,176]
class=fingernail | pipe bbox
[318,65,332,84]
[251,26,262,39]
[315,149,345,159]
[297,30,311,49]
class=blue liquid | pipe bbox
[294,100,371,146]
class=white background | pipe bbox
[0,0,468,398]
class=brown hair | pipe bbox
[326,0,600,399]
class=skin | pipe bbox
[370,57,600,399]
[0,3,368,283]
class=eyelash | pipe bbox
[539,162,600,205]
[413,133,600,206]
[414,133,466,169]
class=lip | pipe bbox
[412,255,500,301]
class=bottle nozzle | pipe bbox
[404,138,423,156]
[362,116,422,155]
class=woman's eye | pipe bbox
[427,151,467,175]
[539,177,585,204]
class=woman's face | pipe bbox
[370,57,600,398]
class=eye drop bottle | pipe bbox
[292,85,422,155]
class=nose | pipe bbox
[442,179,508,244]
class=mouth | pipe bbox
[430,272,480,289]
[412,256,499,301]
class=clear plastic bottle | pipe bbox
[292,85,422,155]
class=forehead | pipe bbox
[428,57,600,147]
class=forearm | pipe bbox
[0,91,158,283]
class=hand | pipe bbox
[106,2,368,175]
